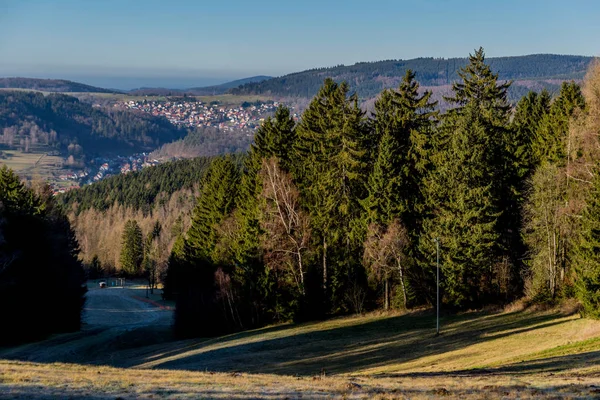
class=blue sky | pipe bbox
[1,0,599,89]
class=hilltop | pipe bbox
[128,75,272,96]
[0,77,119,93]
[230,54,595,100]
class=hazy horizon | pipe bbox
[1,51,597,91]
[2,0,599,90]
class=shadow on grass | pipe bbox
[138,310,574,376]
[383,350,600,378]
[0,308,580,378]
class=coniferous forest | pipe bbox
[162,49,600,337]
[0,166,85,344]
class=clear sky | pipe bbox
[1,0,599,89]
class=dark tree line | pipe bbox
[0,166,85,344]
[58,156,220,215]
[165,49,600,338]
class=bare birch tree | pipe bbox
[259,158,311,297]
[363,219,409,309]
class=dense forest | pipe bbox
[0,91,185,156]
[0,78,117,93]
[0,166,85,344]
[155,48,600,337]
[57,156,246,277]
[150,126,255,160]
[59,156,218,214]
[231,54,593,101]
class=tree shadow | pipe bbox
[137,310,575,376]
[0,308,583,379]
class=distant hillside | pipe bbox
[187,75,272,95]
[230,54,595,100]
[128,76,272,96]
[0,77,118,93]
[0,91,185,156]
[57,156,216,214]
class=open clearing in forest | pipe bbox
[0,149,65,181]
[2,292,600,399]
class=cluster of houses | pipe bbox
[51,153,162,195]
[120,99,282,130]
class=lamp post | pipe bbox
[434,237,440,336]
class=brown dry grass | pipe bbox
[2,308,600,398]
[2,357,600,399]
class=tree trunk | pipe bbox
[398,260,408,307]
[322,237,327,296]
[384,277,389,311]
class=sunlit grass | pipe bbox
[3,308,600,398]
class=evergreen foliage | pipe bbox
[293,78,368,312]
[63,48,597,339]
[573,169,600,317]
[120,220,144,275]
[58,156,216,214]
[0,165,85,344]
[231,54,593,101]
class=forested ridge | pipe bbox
[58,156,220,214]
[0,77,117,93]
[231,54,593,100]
[0,91,185,156]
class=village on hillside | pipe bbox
[119,99,289,130]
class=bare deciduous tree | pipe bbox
[363,219,409,310]
[259,158,311,296]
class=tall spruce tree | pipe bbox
[234,106,297,268]
[364,69,437,228]
[511,90,551,180]
[293,78,368,312]
[184,155,239,263]
[419,48,512,306]
[573,169,600,317]
[363,70,437,308]
[173,155,240,337]
[536,82,586,164]
[120,220,143,276]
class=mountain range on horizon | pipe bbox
[1,53,597,101]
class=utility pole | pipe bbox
[434,237,440,336]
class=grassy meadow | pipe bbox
[2,306,600,398]
[0,149,65,181]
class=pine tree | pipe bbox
[536,82,586,164]
[0,166,85,344]
[573,170,600,317]
[511,90,551,180]
[120,220,143,275]
[420,105,501,306]
[89,255,103,279]
[293,78,367,312]
[234,105,296,268]
[364,69,437,228]
[184,155,239,263]
[419,48,511,306]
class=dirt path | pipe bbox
[0,286,173,366]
